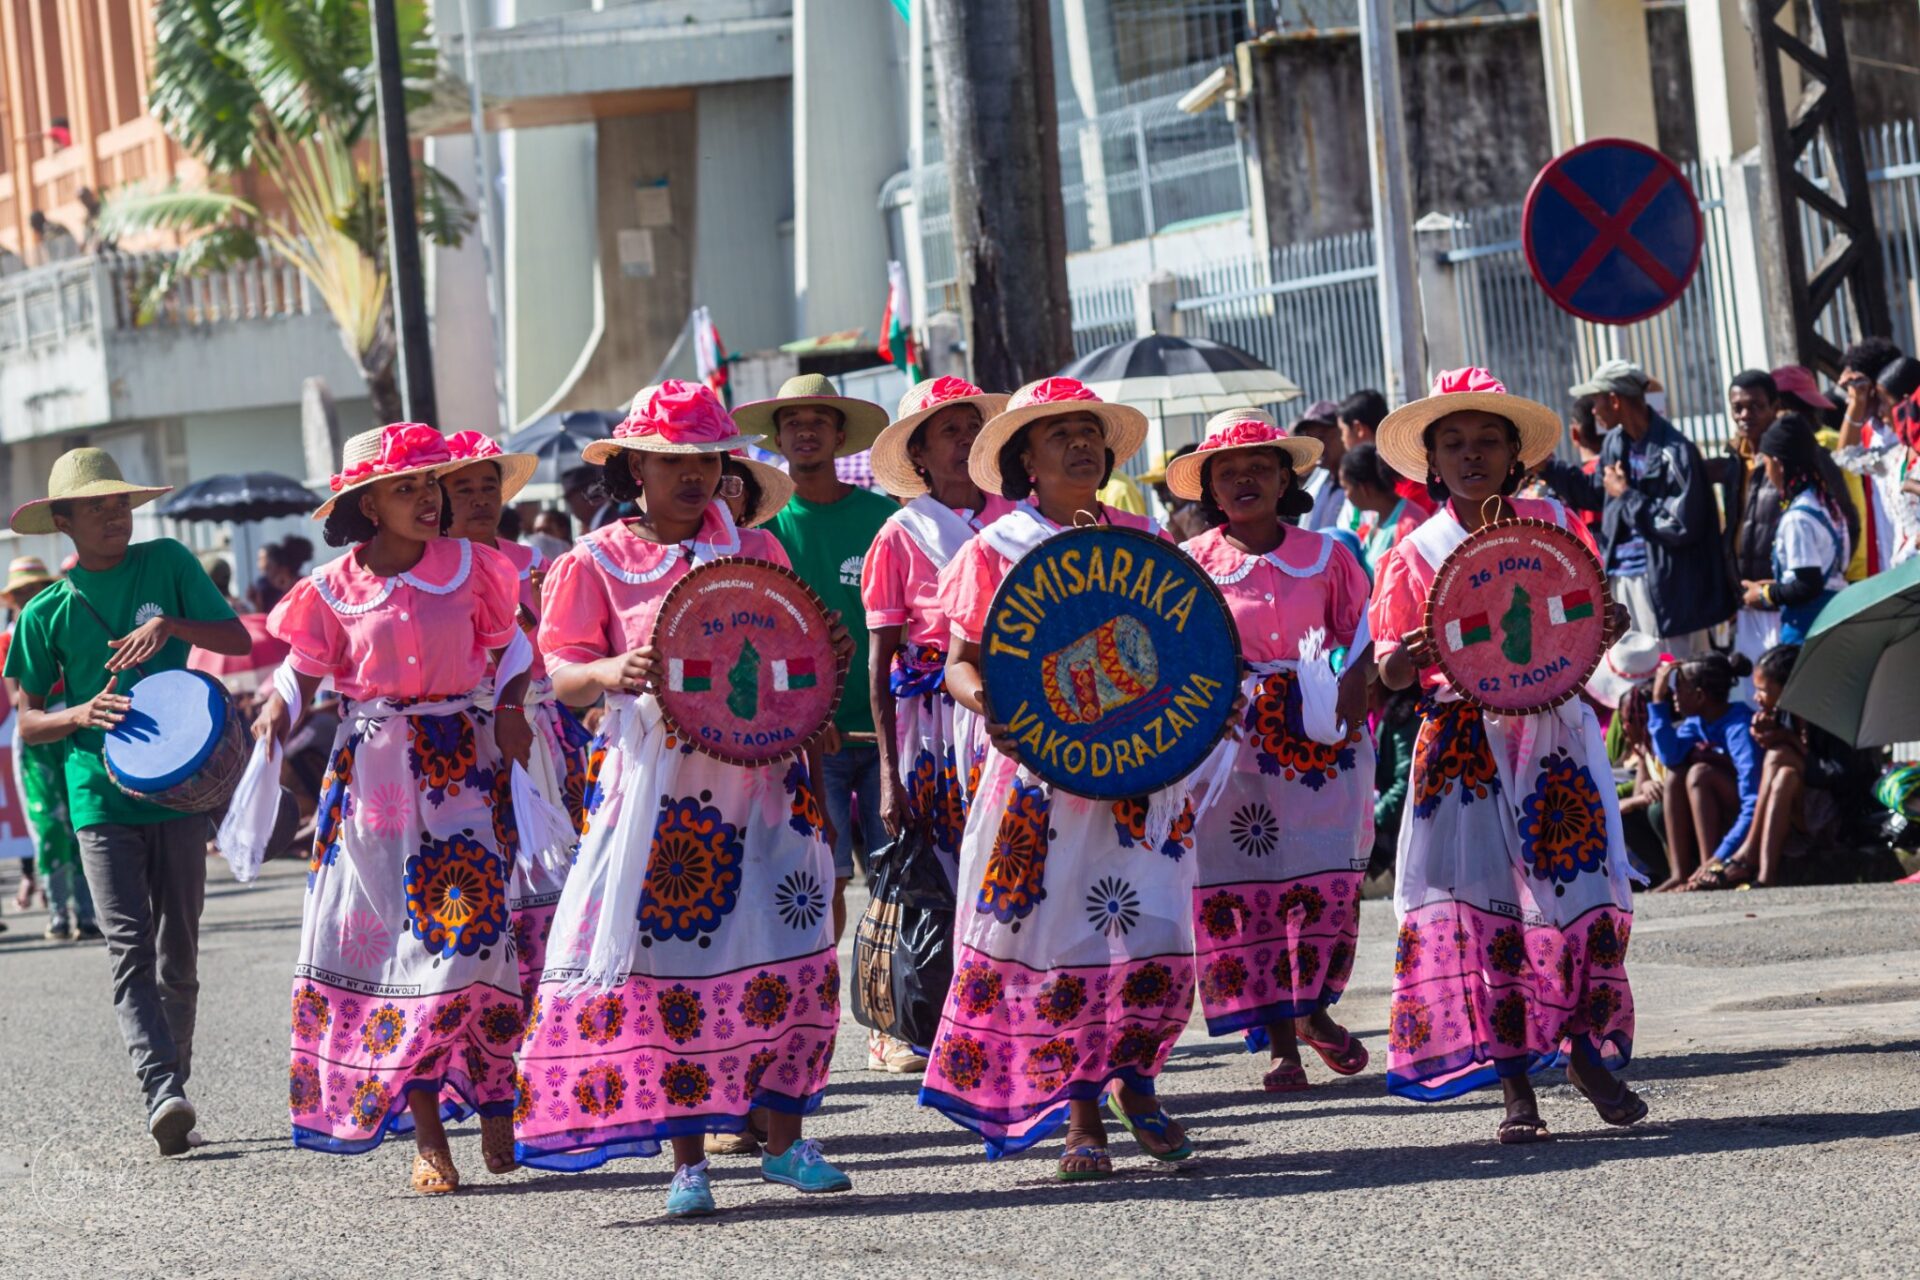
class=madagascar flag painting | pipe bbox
[1548,590,1595,624]
[772,656,818,691]
[1445,611,1493,652]
[668,658,713,692]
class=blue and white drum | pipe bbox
[104,669,248,813]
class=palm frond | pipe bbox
[133,224,264,324]
[97,184,261,240]
[415,162,474,250]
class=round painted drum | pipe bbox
[104,669,249,813]
[1425,516,1609,714]
[979,525,1239,799]
[651,557,843,766]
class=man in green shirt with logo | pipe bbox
[736,375,896,944]
[4,449,251,1155]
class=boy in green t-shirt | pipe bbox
[737,375,896,946]
[3,448,250,1155]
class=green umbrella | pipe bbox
[1779,555,1920,747]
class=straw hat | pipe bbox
[3,555,56,599]
[9,448,173,535]
[1164,409,1322,502]
[731,373,890,458]
[967,377,1150,497]
[312,423,457,520]
[440,430,540,503]
[1375,367,1561,485]
[581,380,792,525]
[870,376,1010,499]
[1586,632,1665,709]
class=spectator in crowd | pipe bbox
[77,188,114,254]
[1291,400,1349,530]
[1369,681,1418,877]
[1339,442,1426,577]
[1541,359,1733,653]
[561,464,617,533]
[1648,653,1760,892]
[197,551,242,612]
[248,536,313,615]
[1705,644,1866,889]
[1835,339,1920,571]
[1144,444,1211,542]
[1608,683,1670,881]
[30,210,79,265]
[734,374,896,939]
[1337,389,1389,449]
[1774,364,1870,580]
[1739,414,1852,646]
[528,508,572,564]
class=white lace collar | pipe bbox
[312,539,473,616]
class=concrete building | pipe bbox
[0,2,369,569]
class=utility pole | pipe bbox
[1358,0,1423,405]
[928,0,1074,389]
[371,0,438,426]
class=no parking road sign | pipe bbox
[1522,138,1704,326]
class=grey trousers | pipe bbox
[76,817,208,1113]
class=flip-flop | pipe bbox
[1056,1143,1113,1182]
[1497,1114,1553,1145]
[1568,1069,1649,1127]
[1298,1027,1370,1076]
[1261,1060,1310,1093]
[1105,1092,1194,1162]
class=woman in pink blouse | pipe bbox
[255,423,533,1194]
[859,377,1009,1070]
[1165,410,1376,1092]
[1370,369,1644,1142]
[442,431,594,1006]
[919,378,1198,1180]
[511,381,859,1218]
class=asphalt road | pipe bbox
[2,859,1918,1279]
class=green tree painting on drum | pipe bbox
[1502,585,1534,666]
[728,639,762,720]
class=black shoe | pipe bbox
[73,922,103,942]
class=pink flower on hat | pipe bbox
[614,379,738,445]
[444,430,504,462]
[1011,377,1101,410]
[1198,416,1287,454]
[330,423,451,492]
[907,375,987,414]
[1430,367,1509,397]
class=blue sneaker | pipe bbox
[665,1160,715,1218]
[759,1138,852,1193]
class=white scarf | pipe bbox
[890,496,982,569]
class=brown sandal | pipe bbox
[411,1147,461,1195]
[480,1114,518,1175]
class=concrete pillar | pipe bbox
[1060,0,1119,249]
[923,310,965,377]
[1686,0,1760,162]
[794,0,905,338]
[1536,0,1661,151]
[1135,272,1179,338]
[1414,213,1469,378]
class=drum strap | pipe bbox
[61,581,151,681]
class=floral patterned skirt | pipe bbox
[289,701,524,1154]
[503,702,594,1007]
[918,747,1198,1159]
[1192,669,1374,1046]
[890,646,967,885]
[1387,695,1634,1100]
[512,744,839,1171]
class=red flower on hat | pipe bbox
[1430,367,1508,397]
[330,423,451,492]
[911,375,986,413]
[614,379,738,445]
[1016,377,1101,409]
[1198,418,1286,453]
[444,430,504,462]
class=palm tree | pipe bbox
[102,0,473,423]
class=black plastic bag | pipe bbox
[851,823,956,1049]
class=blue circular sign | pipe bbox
[1523,138,1703,326]
[979,525,1240,799]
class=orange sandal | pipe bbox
[480,1115,518,1175]
[411,1147,460,1195]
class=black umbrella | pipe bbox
[506,409,623,486]
[1056,335,1302,415]
[157,472,322,523]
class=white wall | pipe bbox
[504,122,600,422]
[694,80,797,360]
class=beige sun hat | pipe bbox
[9,448,174,535]
[1374,367,1562,485]
[967,377,1150,497]
[1585,631,1665,709]
[721,455,797,528]
[731,373,890,458]
[1164,409,1323,502]
[869,376,1010,499]
[312,423,458,521]
[3,555,56,599]
[439,430,540,503]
